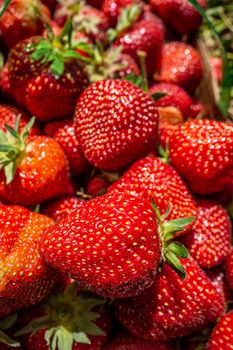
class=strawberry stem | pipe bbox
[137,50,148,92]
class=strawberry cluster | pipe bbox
[0,0,232,349]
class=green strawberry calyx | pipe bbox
[15,283,106,350]
[0,116,35,185]
[151,199,194,280]
[0,314,20,347]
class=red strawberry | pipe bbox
[206,267,232,303]
[109,156,197,235]
[115,258,224,341]
[210,57,223,83]
[41,0,57,12]
[0,118,70,206]
[0,63,11,96]
[189,99,203,119]
[0,0,51,48]
[149,0,206,34]
[0,204,56,320]
[157,42,203,92]
[180,199,231,268]
[117,53,140,78]
[169,119,233,195]
[6,31,89,121]
[87,175,110,196]
[159,122,180,149]
[208,311,233,349]
[74,80,159,171]
[224,248,233,291]
[41,196,85,222]
[102,0,138,26]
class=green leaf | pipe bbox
[0,0,12,17]
[151,198,162,223]
[0,314,18,330]
[31,48,51,61]
[0,329,20,347]
[14,316,53,337]
[162,203,172,220]
[151,92,167,101]
[73,331,91,344]
[50,57,65,77]
[124,73,143,88]
[57,327,73,350]
[4,124,20,140]
[21,117,36,140]
[167,242,189,258]
[165,251,186,280]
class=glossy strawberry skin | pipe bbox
[208,311,233,350]
[180,199,231,268]
[101,0,137,26]
[74,80,159,171]
[169,119,233,195]
[41,193,161,298]
[117,54,140,79]
[0,205,56,319]
[109,156,197,235]
[149,0,206,34]
[206,267,232,303]
[224,248,233,291]
[0,136,70,206]
[158,42,203,92]
[115,258,224,341]
[87,175,110,196]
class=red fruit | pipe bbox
[0,0,51,48]
[0,63,11,96]
[169,119,233,194]
[149,0,206,34]
[116,53,140,79]
[109,156,197,235]
[208,311,233,349]
[41,196,85,222]
[115,258,224,341]
[180,199,231,268]
[189,99,203,119]
[87,175,110,196]
[224,248,233,291]
[74,80,159,171]
[102,0,137,26]
[87,0,104,9]
[210,57,223,83]
[0,204,56,319]
[206,267,232,303]
[159,122,179,149]
[41,0,57,12]
[158,42,203,92]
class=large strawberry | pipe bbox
[74,79,159,171]
[0,118,70,206]
[180,199,231,268]
[0,0,51,48]
[149,0,206,34]
[6,23,89,121]
[224,248,233,291]
[41,192,193,298]
[109,156,197,235]
[169,119,233,195]
[208,311,233,349]
[115,257,224,341]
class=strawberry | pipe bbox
[41,192,193,298]
[180,199,231,268]
[41,0,57,12]
[6,26,89,121]
[108,156,197,235]
[41,196,85,222]
[115,257,224,341]
[208,311,233,349]
[224,248,233,291]
[102,0,139,26]
[0,204,56,320]
[0,118,70,206]
[0,63,11,97]
[86,175,110,196]
[157,42,203,92]
[74,80,159,171]
[169,119,233,195]
[44,119,90,175]
[117,53,139,78]
[149,0,206,34]
[159,122,180,149]
[206,267,232,303]
[0,0,51,48]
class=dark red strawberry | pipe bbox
[87,175,110,196]
[74,80,159,171]
[115,257,224,341]
[206,267,232,303]
[0,63,11,97]
[180,199,231,268]
[224,248,233,291]
[189,99,203,119]
[117,53,140,78]
[169,119,233,195]
[208,311,233,349]
[159,122,180,149]
[41,0,57,12]
[102,0,139,26]
[109,156,197,235]
[87,0,104,9]
[157,42,203,92]
[0,0,51,48]
[149,0,206,34]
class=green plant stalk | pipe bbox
[0,0,12,17]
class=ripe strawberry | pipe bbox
[41,196,85,222]
[224,248,233,291]
[117,53,140,78]
[44,119,90,174]
[0,0,51,48]
[0,63,11,97]
[41,192,193,298]
[115,257,224,341]
[149,0,206,34]
[0,118,70,206]
[169,119,233,195]
[6,29,89,121]
[102,0,138,26]
[180,199,231,268]
[159,122,180,149]
[74,80,159,171]
[41,0,57,12]
[157,42,203,92]
[206,267,232,303]
[0,204,56,320]
[109,156,197,235]
[208,311,233,349]
[87,175,110,196]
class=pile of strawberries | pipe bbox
[0,0,232,349]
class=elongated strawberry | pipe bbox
[0,0,51,48]
[74,80,159,171]
[115,257,224,341]
[208,311,233,349]
[0,204,56,322]
[180,199,231,268]
[0,118,70,206]
[169,119,233,195]
[109,156,197,235]
[41,192,193,298]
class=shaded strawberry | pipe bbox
[224,248,233,291]
[74,80,159,171]
[86,175,111,196]
[41,0,57,12]
[208,311,233,349]
[102,0,139,26]
[206,267,232,303]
